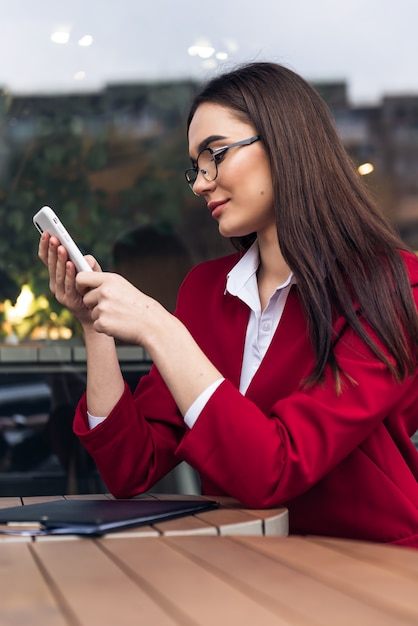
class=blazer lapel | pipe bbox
[245,286,314,412]
[218,292,251,388]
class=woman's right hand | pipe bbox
[38,232,100,326]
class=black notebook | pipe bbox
[0,497,219,537]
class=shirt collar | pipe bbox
[226,240,295,309]
[226,240,260,297]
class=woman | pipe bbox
[39,62,418,547]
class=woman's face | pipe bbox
[188,103,275,240]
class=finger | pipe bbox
[84,255,101,271]
[63,261,78,298]
[54,246,70,299]
[75,266,103,291]
[46,237,60,293]
[81,286,98,310]
[47,236,61,271]
[38,232,50,265]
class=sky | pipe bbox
[1,0,417,105]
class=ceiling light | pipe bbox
[188,45,215,59]
[51,31,70,44]
[358,162,374,176]
[78,35,93,47]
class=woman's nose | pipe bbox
[192,171,216,196]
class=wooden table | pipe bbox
[1,496,417,625]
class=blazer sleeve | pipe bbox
[73,368,187,498]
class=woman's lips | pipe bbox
[208,200,228,217]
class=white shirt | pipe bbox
[88,241,294,430]
[184,241,294,427]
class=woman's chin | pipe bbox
[218,222,251,239]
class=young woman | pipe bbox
[39,62,418,547]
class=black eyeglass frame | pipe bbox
[185,135,260,193]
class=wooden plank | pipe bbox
[35,534,83,543]
[0,542,67,626]
[311,536,418,579]
[238,507,289,536]
[165,535,406,626]
[201,495,242,506]
[234,536,418,624]
[195,508,262,535]
[63,494,111,500]
[0,497,21,509]
[22,495,65,505]
[0,497,40,543]
[0,498,26,543]
[99,536,292,626]
[148,493,215,501]
[190,496,289,535]
[101,525,160,538]
[154,514,217,536]
[0,533,32,544]
[31,539,178,626]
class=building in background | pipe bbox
[315,81,418,249]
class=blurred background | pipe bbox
[1,0,417,494]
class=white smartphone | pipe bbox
[33,206,92,273]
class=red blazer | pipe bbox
[74,250,418,547]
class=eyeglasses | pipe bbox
[185,135,260,194]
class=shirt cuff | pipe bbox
[183,378,225,428]
[87,412,107,430]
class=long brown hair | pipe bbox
[187,62,418,389]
